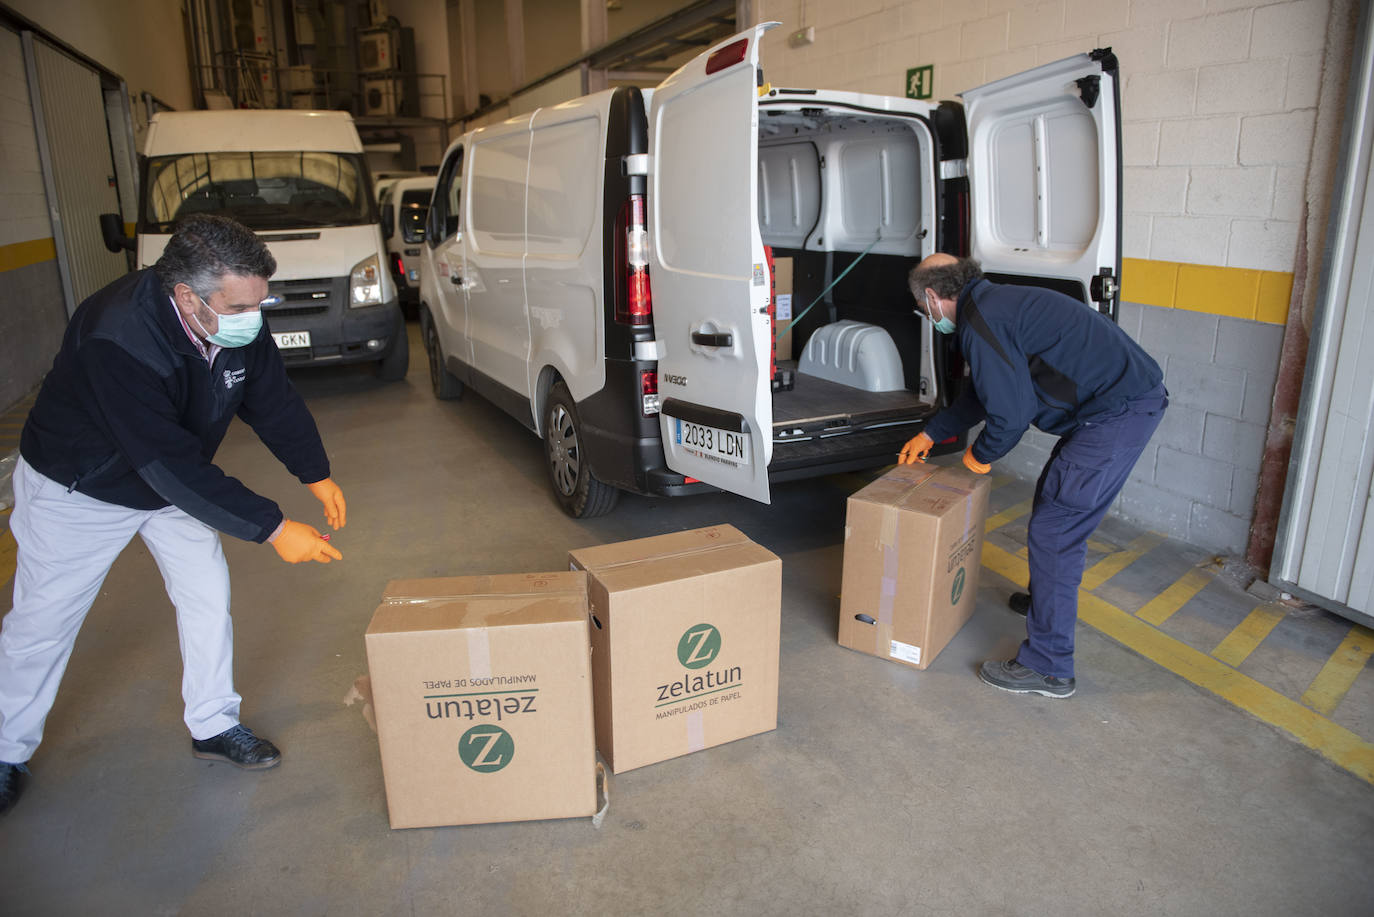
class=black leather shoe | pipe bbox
[191,725,281,770]
[0,761,29,815]
[1009,592,1031,616]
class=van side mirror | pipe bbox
[380,205,394,240]
[99,213,135,253]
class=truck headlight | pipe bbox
[350,254,384,307]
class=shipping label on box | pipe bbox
[364,572,598,829]
[838,464,991,670]
[570,525,781,774]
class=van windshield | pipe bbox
[143,151,374,231]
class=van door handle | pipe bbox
[692,331,733,347]
[449,273,463,286]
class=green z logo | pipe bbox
[459,725,514,772]
[677,624,722,669]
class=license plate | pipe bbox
[407,268,419,281]
[273,331,311,349]
[673,417,750,467]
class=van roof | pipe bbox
[144,110,364,155]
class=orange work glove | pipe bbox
[271,519,343,564]
[898,432,935,465]
[962,445,991,475]
[306,477,347,530]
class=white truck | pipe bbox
[104,109,408,380]
[419,22,1121,516]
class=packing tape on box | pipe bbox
[343,674,377,734]
[382,590,585,605]
[592,759,611,829]
[575,541,746,573]
[686,709,706,753]
[466,628,493,681]
[877,531,900,654]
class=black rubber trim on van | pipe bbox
[569,85,660,495]
[660,399,747,433]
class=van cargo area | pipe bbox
[756,101,949,479]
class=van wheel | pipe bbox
[376,319,409,382]
[545,382,619,518]
[423,312,463,400]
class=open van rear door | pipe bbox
[963,50,1121,318]
[648,23,779,504]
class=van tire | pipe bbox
[376,318,409,382]
[423,311,463,400]
[544,382,619,518]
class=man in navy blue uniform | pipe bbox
[899,253,1166,698]
[0,215,348,815]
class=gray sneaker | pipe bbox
[978,659,1076,698]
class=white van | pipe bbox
[108,110,408,380]
[420,22,1121,517]
[379,175,437,315]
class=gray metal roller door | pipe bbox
[1273,4,1374,627]
[24,33,127,315]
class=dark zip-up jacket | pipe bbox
[20,268,330,543]
[924,277,1163,464]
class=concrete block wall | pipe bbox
[754,0,1347,556]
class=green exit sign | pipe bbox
[906,65,934,100]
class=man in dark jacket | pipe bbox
[0,215,346,815]
[899,254,1166,698]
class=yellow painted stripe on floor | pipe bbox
[984,498,1033,534]
[1136,568,1211,625]
[1301,626,1374,716]
[1212,605,1286,667]
[980,542,1374,785]
[0,528,16,585]
[1082,532,1166,591]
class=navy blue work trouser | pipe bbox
[1017,384,1168,679]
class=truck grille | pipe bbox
[266,278,333,318]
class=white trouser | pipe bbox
[0,456,241,763]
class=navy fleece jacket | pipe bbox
[20,268,330,542]
[923,277,1163,464]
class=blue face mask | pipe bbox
[195,295,263,348]
[922,295,956,335]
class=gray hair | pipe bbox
[153,214,276,298]
[908,257,983,309]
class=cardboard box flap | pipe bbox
[853,464,983,521]
[368,572,588,635]
[569,525,778,592]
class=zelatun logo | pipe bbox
[458,724,514,773]
[951,567,966,605]
[677,623,722,669]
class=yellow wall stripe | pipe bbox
[1081,531,1166,591]
[1212,605,1287,667]
[1136,568,1212,625]
[1301,626,1374,716]
[0,237,58,273]
[981,542,1374,784]
[1122,257,1293,326]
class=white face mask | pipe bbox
[192,294,263,348]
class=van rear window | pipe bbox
[142,151,374,232]
[399,189,431,244]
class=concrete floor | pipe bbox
[2,322,1373,916]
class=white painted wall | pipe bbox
[757,0,1344,275]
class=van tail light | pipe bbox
[391,253,404,277]
[615,194,652,326]
[706,39,748,75]
[640,369,659,416]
